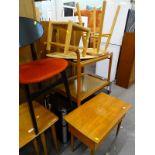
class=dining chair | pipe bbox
[19,16,72,134]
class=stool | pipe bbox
[19,101,59,155]
[64,93,131,155]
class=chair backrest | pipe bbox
[19,16,44,48]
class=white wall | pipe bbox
[62,0,87,9]
[35,0,64,20]
[95,1,131,82]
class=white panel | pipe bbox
[35,1,57,20]
[95,1,131,82]
[96,43,121,82]
[101,1,131,45]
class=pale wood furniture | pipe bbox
[46,20,113,107]
[116,32,135,88]
[64,93,131,155]
[19,101,59,155]
[54,52,113,106]
[46,20,91,57]
[76,1,120,55]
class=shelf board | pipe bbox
[55,74,109,102]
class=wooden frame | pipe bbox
[54,51,113,106]
[46,20,91,57]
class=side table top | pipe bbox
[64,93,131,144]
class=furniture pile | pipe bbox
[19,1,132,155]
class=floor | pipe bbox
[20,83,135,155]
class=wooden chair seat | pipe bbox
[19,101,58,149]
[19,58,68,84]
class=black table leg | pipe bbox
[116,120,122,137]
[61,71,72,107]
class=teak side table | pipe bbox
[64,93,131,155]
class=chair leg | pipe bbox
[116,120,122,137]
[24,84,39,134]
[71,133,74,152]
[51,125,59,154]
[40,132,48,155]
[32,138,40,155]
[61,71,72,107]
[91,149,95,155]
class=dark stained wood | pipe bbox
[116,32,135,88]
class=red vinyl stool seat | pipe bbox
[19,58,68,84]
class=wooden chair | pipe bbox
[76,0,120,55]
[19,17,72,135]
[19,101,59,155]
[45,20,91,58]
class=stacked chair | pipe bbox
[46,0,120,106]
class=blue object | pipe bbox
[19,17,44,48]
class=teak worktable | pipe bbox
[54,51,113,107]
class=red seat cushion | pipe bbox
[19,58,68,84]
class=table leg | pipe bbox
[116,120,122,137]
[64,21,72,54]
[108,53,113,82]
[61,71,72,107]
[71,133,74,152]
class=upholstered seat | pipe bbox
[19,58,68,84]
